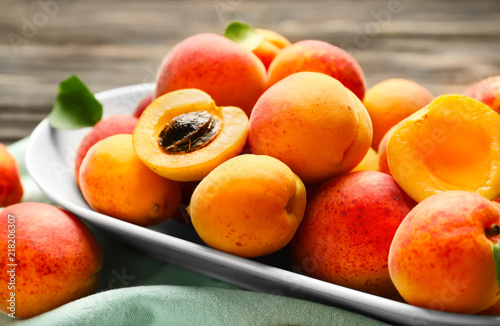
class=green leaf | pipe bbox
[224,20,263,51]
[494,242,500,293]
[48,75,102,129]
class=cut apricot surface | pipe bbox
[387,94,500,202]
[133,89,249,182]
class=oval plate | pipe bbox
[25,83,500,326]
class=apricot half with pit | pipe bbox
[133,89,249,182]
[387,94,500,202]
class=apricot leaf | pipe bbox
[224,21,263,51]
[494,243,500,293]
[48,75,102,129]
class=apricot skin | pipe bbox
[155,33,267,116]
[363,78,434,149]
[388,191,500,314]
[290,171,413,297]
[132,93,154,118]
[377,127,395,176]
[189,154,307,258]
[249,71,372,185]
[253,29,291,69]
[0,203,103,319]
[74,114,138,187]
[463,75,500,114]
[80,134,181,227]
[0,144,23,207]
[351,147,379,172]
[267,40,366,100]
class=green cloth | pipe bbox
[0,138,388,326]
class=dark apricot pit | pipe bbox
[158,111,221,154]
[133,89,249,182]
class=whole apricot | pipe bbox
[155,33,267,116]
[290,171,413,297]
[268,40,366,100]
[0,144,23,207]
[189,154,306,258]
[377,127,395,176]
[363,78,434,149]
[0,202,103,319]
[253,29,291,69]
[463,75,500,114]
[249,71,372,185]
[351,147,379,172]
[388,191,500,314]
[387,94,500,202]
[79,134,181,227]
[74,114,138,187]
[132,93,154,118]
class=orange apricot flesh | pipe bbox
[387,94,500,202]
[133,89,248,182]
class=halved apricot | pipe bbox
[387,94,500,202]
[133,89,249,181]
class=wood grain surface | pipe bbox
[1,0,500,144]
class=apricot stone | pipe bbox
[290,171,413,297]
[387,94,500,202]
[80,134,181,227]
[155,33,267,116]
[249,72,372,185]
[388,191,500,314]
[189,154,306,258]
[267,40,366,100]
[363,78,434,149]
[133,89,248,182]
[0,144,23,207]
[0,203,103,319]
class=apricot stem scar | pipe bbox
[486,223,500,238]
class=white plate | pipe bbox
[25,83,500,326]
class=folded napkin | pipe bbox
[0,138,387,326]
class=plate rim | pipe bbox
[24,83,500,326]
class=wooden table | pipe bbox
[1,0,500,145]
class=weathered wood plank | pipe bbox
[1,0,500,144]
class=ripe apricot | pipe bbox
[189,154,306,258]
[389,191,500,314]
[249,72,372,185]
[79,134,181,227]
[463,75,500,114]
[0,203,103,318]
[253,29,291,69]
[155,33,267,116]
[351,147,379,172]
[377,127,395,176]
[132,93,154,118]
[268,40,366,100]
[74,114,138,187]
[133,89,248,182]
[363,78,434,149]
[387,94,500,202]
[0,143,23,207]
[290,171,413,297]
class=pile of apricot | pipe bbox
[75,23,500,316]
